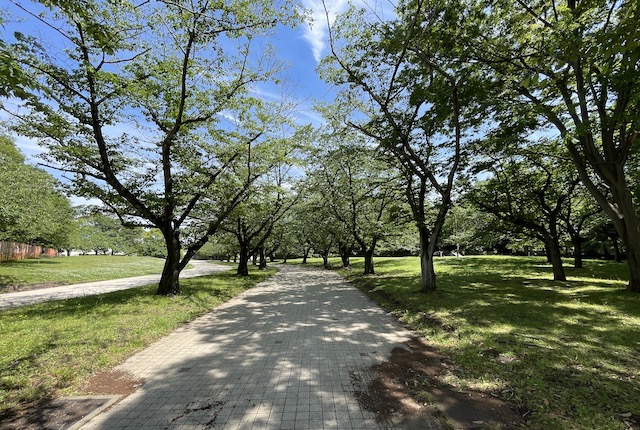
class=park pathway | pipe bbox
[0,260,229,310]
[80,264,442,430]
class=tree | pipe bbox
[8,0,302,294]
[0,135,73,248]
[468,1,640,291]
[469,140,579,281]
[224,164,300,276]
[559,184,601,268]
[320,0,487,290]
[308,135,406,274]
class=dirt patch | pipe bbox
[0,281,67,294]
[0,370,144,430]
[0,397,112,430]
[352,337,524,429]
[84,369,145,396]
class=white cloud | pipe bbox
[300,0,396,63]
[300,0,350,63]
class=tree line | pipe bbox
[1,0,638,295]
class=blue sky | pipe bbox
[2,0,396,165]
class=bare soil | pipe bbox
[0,281,67,294]
[0,370,144,430]
[352,337,524,429]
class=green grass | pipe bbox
[328,255,640,430]
[0,256,167,291]
[0,266,274,418]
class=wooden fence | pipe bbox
[0,241,59,262]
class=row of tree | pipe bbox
[1,0,638,295]
[318,0,640,292]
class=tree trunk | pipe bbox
[544,243,552,263]
[237,244,249,276]
[259,247,267,270]
[545,237,566,281]
[283,254,288,263]
[321,252,330,268]
[612,237,622,263]
[341,253,351,268]
[363,248,375,275]
[612,188,640,289]
[419,226,437,292]
[252,253,257,265]
[157,230,182,295]
[302,248,309,264]
[573,236,583,269]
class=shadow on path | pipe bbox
[81,265,439,430]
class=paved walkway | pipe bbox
[0,260,229,310]
[80,264,442,430]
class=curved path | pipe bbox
[0,260,229,310]
[80,264,442,430]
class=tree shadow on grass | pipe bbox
[347,257,640,429]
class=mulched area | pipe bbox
[352,337,524,429]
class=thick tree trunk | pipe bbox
[302,248,309,264]
[341,254,351,268]
[363,249,375,275]
[614,190,640,290]
[237,244,249,276]
[573,236,583,269]
[157,230,182,295]
[419,227,436,292]
[283,255,288,263]
[545,237,566,281]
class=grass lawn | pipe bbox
[0,256,168,291]
[0,266,274,418]
[292,256,640,430]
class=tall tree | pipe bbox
[7,0,302,294]
[468,1,640,291]
[320,0,486,290]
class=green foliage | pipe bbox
[342,256,640,430]
[6,0,303,293]
[0,266,275,417]
[0,136,73,248]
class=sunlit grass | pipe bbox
[0,266,274,418]
[333,255,640,430]
[0,256,167,290]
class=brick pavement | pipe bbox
[80,264,442,430]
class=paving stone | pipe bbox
[79,264,433,429]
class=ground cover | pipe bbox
[321,255,640,430]
[0,256,167,292]
[0,267,275,420]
